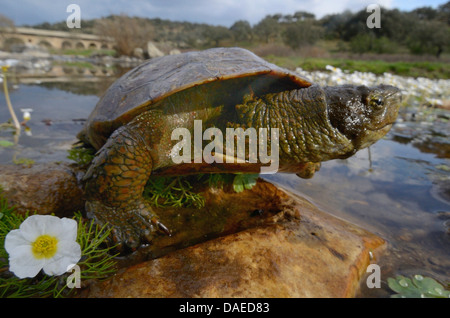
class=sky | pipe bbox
[1,0,447,27]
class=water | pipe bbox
[0,70,449,297]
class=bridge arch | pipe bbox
[61,40,72,49]
[38,40,52,49]
[75,42,85,49]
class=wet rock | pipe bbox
[85,183,385,298]
[0,162,85,217]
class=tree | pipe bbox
[321,11,353,40]
[0,14,16,50]
[437,1,450,24]
[283,20,324,49]
[94,14,153,56]
[254,15,280,43]
[293,11,315,22]
[412,6,438,20]
[0,14,15,29]
[230,20,253,42]
[407,19,449,57]
[378,9,416,43]
[203,25,232,46]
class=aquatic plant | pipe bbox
[1,65,20,132]
[0,193,117,298]
[232,173,259,193]
[387,274,450,298]
[67,145,95,166]
[0,140,14,148]
[143,176,206,209]
[143,173,260,208]
[12,157,35,166]
[5,215,81,279]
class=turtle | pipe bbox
[78,47,401,250]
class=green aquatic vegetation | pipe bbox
[67,146,95,166]
[232,173,259,193]
[0,140,14,148]
[143,173,259,208]
[200,173,234,189]
[12,158,35,166]
[2,66,21,132]
[388,274,450,298]
[144,176,206,209]
[0,193,117,298]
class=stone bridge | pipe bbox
[0,27,114,51]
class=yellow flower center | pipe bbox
[31,235,58,259]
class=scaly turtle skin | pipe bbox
[78,47,401,250]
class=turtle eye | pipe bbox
[370,96,384,110]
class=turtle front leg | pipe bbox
[83,124,170,251]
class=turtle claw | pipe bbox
[150,217,171,236]
[85,200,167,252]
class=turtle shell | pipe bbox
[78,47,313,149]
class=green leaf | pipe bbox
[0,140,14,148]
[387,275,450,298]
[232,174,259,193]
[67,146,95,166]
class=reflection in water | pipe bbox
[265,135,450,297]
[0,74,449,297]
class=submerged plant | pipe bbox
[1,65,20,132]
[387,274,450,298]
[232,173,259,193]
[67,145,95,166]
[0,193,117,298]
[143,173,259,209]
[143,176,206,209]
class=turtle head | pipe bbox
[325,84,401,150]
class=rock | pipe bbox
[133,47,144,59]
[0,163,385,297]
[146,41,164,59]
[85,183,385,298]
[0,163,85,217]
[169,49,181,55]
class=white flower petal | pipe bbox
[52,218,78,242]
[4,214,81,278]
[4,229,32,254]
[8,245,45,278]
[17,215,46,241]
[43,241,81,276]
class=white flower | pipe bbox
[4,215,81,278]
[20,108,33,122]
[0,59,19,68]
